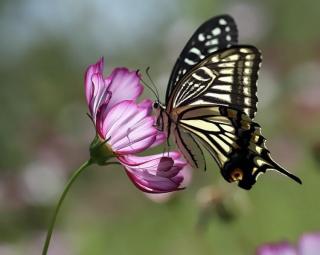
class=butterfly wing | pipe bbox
[176,105,301,189]
[166,15,238,104]
[169,46,261,119]
[174,126,206,171]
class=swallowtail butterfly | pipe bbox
[152,14,301,189]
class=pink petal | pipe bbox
[120,151,182,165]
[119,152,187,193]
[98,100,141,138]
[103,68,143,114]
[298,232,320,255]
[84,57,104,106]
[113,117,157,154]
[115,133,157,155]
[89,73,111,119]
[111,116,155,147]
[106,101,150,140]
[145,166,192,203]
[96,100,158,154]
[126,169,182,193]
[138,99,153,114]
[256,242,297,255]
[150,132,166,148]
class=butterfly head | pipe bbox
[153,100,167,131]
[153,100,166,111]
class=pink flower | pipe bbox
[256,232,320,255]
[84,58,187,193]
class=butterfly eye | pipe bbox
[153,102,159,109]
[230,168,243,182]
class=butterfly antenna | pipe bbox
[137,70,159,101]
[146,67,160,100]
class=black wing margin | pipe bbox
[166,14,238,103]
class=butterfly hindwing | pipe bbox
[166,15,238,104]
[176,105,301,189]
[174,127,206,171]
[170,46,261,119]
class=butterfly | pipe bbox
[151,14,302,189]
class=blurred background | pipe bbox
[1,0,320,254]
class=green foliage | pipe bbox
[1,0,319,254]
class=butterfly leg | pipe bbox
[166,137,171,157]
[161,133,171,157]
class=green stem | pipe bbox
[41,160,92,255]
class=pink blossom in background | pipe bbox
[84,58,188,193]
[257,242,297,255]
[256,232,320,255]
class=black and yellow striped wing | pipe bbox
[169,45,261,119]
[166,15,238,104]
[174,126,207,171]
[159,15,302,189]
[175,105,301,189]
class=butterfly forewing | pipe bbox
[166,15,238,104]
[170,46,262,119]
[176,105,301,189]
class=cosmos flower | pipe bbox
[85,57,187,193]
[42,58,190,255]
[256,232,320,255]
